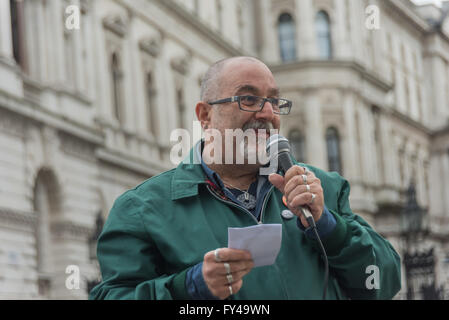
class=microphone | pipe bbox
[266,134,314,221]
[266,133,329,300]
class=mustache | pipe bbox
[242,120,274,132]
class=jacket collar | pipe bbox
[170,141,206,200]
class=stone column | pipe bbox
[416,148,428,208]
[441,152,449,216]
[82,5,95,101]
[428,153,444,217]
[296,0,315,60]
[341,92,361,182]
[304,93,326,169]
[48,0,66,84]
[359,104,376,186]
[334,0,350,59]
[123,16,138,133]
[35,0,47,81]
[379,115,395,186]
[0,0,13,59]
[350,0,364,64]
[90,0,110,120]
[430,57,447,128]
[260,0,277,63]
[377,114,401,203]
[72,0,84,92]
[393,134,405,189]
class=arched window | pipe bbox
[316,11,332,60]
[278,13,297,62]
[111,52,124,124]
[289,130,305,163]
[326,127,342,173]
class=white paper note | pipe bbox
[228,224,282,268]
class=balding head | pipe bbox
[200,56,270,102]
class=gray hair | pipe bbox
[200,56,263,102]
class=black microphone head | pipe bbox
[265,134,296,174]
[266,134,290,161]
[267,134,290,155]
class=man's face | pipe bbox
[208,59,281,165]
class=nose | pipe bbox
[255,99,276,121]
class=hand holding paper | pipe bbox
[228,224,282,268]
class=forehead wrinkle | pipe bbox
[234,84,260,95]
[234,84,280,97]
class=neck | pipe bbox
[203,149,259,190]
[211,164,258,190]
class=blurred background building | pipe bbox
[0,0,448,299]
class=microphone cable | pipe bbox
[305,215,329,300]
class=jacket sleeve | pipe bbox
[88,192,190,300]
[305,175,402,300]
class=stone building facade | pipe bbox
[0,0,448,299]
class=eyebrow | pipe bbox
[234,85,280,97]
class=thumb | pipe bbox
[268,173,285,194]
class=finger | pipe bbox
[268,173,285,193]
[284,165,306,183]
[284,175,305,195]
[216,260,255,276]
[208,248,252,262]
[284,175,320,196]
[305,169,316,179]
[286,184,318,204]
[289,192,317,209]
[210,268,253,287]
[217,279,243,300]
[204,248,249,263]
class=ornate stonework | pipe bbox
[0,0,448,300]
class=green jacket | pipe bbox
[89,149,401,300]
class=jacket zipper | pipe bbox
[259,186,274,223]
[205,184,275,224]
[206,185,288,299]
[205,183,289,299]
[206,184,260,225]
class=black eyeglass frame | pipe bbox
[207,95,292,115]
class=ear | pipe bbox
[195,102,212,129]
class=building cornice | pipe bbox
[270,60,392,93]
[384,0,432,33]
[96,147,173,177]
[116,0,244,58]
[0,88,104,146]
[149,0,244,57]
[388,108,433,136]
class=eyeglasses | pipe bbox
[207,95,292,115]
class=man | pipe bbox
[89,56,401,300]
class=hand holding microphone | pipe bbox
[269,166,324,228]
[266,134,324,228]
[265,134,329,300]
